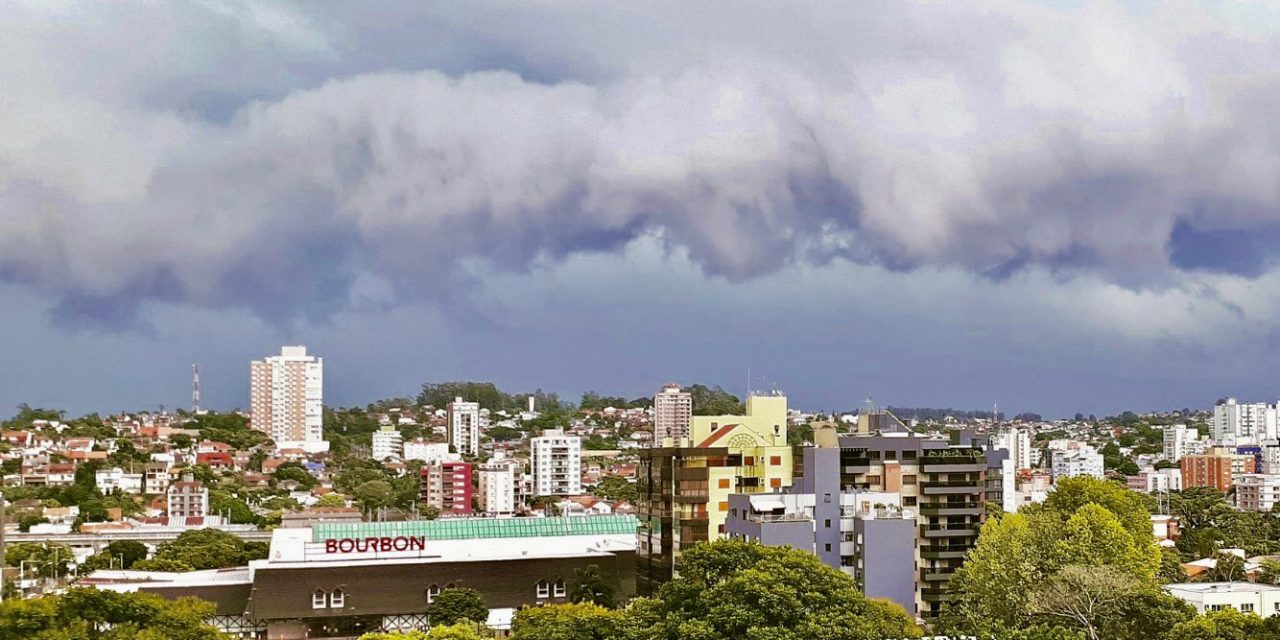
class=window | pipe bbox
[426,585,441,603]
[718,478,731,489]
[330,588,345,608]
[902,474,917,485]
[1241,603,1255,613]
[904,496,917,506]
[719,501,729,511]
[824,543,832,552]
[770,478,782,488]
[770,456,782,465]
[553,579,566,597]
[536,580,550,598]
[744,457,755,466]
[312,590,327,609]
[824,519,832,528]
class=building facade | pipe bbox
[477,454,520,515]
[531,429,582,496]
[250,346,325,451]
[422,461,474,515]
[1235,473,1280,511]
[371,426,403,462]
[1164,424,1200,462]
[167,476,209,519]
[1051,445,1104,479]
[653,384,693,444]
[1213,398,1278,446]
[86,515,638,639]
[1165,582,1280,616]
[447,398,481,457]
[1183,451,1257,493]
[636,394,794,596]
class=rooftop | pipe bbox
[1166,582,1280,594]
[311,514,638,543]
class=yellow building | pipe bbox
[637,393,795,594]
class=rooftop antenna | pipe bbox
[192,364,201,414]
[993,401,998,424]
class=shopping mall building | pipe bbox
[82,515,638,639]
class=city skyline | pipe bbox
[5,3,1280,418]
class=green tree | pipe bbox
[1166,608,1271,640]
[429,587,489,626]
[943,513,1044,634]
[567,564,615,608]
[316,493,348,508]
[145,528,258,570]
[1028,565,1137,640]
[0,587,224,640]
[591,477,636,504]
[636,539,920,640]
[512,603,622,640]
[1039,476,1153,541]
[354,480,395,512]
[686,385,744,416]
[1201,552,1247,583]
[359,624,487,640]
[1050,504,1158,581]
[5,542,72,579]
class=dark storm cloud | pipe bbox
[3,1,1280,326]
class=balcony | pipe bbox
[747,513,812,524]
[920,545,971,560]
[921,524,978,538]
[921,568,954,582]
[918,502,982,516]
[921,483,983,495]
[921,588,955,603]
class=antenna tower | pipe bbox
[192,364,201,414]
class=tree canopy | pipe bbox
[0,587,224,640]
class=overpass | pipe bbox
[6,527,274,551]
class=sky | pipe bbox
[3,1,1280,419]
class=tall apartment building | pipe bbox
[167,475,209,519]
[636,393,794,595]
[722,429,990,619]
[447,397,481,457]
[1213,398,1278,446]
[421,460,473,515]
[653,384,693,444]
[1164,424,1200,462]
[531,429,582,496]
[1234,474,1280,511]
[371,426,403,461]
[250,346,325,451]
[1051,445,1104,480]
[1182,450,1257,493]
[478,453,520,515]
[995,427,1033,471]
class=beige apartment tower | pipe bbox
[250,346,325,451]
[653,383,693,444]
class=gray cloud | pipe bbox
[3,1,1280,325]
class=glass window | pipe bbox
[312,590,327,609]
[330,588,345,608]
[426,585,440,603]
[553,579,566,597]
[536,580,550,598]
[824,543,832,552]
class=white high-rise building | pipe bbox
[250,346,326,451]
[997,428,1034,471]
[1051,445,1104,480]
[447,397,481,457]
[372,426,403,461]
[531,428,582,496]
[477,453,520,515]
[1213,398,1278,446]
[653,384,693,444]
[1163,424,1199,462]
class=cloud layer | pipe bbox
[3,1,1280,329]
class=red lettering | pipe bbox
[338,539,355,553]
[393,536,409,551]
[325,539,338,553]
[409,536,425,551]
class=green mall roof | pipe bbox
[312,514,638,543]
